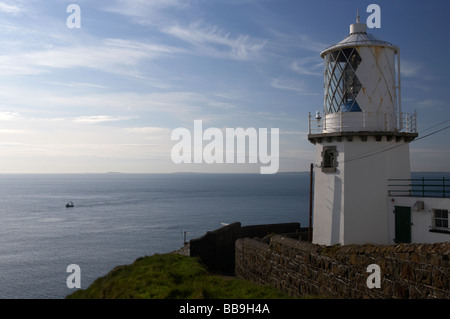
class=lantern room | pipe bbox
[317,14,406,133]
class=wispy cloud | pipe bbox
[265,29,328,54]
[0,2,22,14]
[73,115,137,124]
[295,34,328,53]
[105,0,192,26]
[0,128,30,134]
[0,38,183,76]
[66,82,109,90]
[291,56,322,77]
[0,84,221,123]
[270,78,318,95]
[123,127,172,141]
[401,60,421,77]
[106,1,266,61]
[106,0,189,16]
[0,111,21,121]
[123,127,170,134]
[162,21,266,60]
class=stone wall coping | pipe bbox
[268,236,450,257]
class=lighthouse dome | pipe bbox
[321,24,398,58]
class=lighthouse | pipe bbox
[308,13,418,246]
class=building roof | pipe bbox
[320,22,398,57]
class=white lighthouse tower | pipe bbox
[308,14,418,246]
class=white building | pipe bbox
[387,179,449,244]
[308,15,449,246]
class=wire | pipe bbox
[419,119,450,134]
[342,120,450,164]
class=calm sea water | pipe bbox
[0,173,310,299]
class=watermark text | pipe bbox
[171,120,279,174]
[366,264,381,289]
[366,4,381,29]
[66,264,81,289]
[66,4,81,29]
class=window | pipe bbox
[431,209,449,233]
[323,48,362,114]
[321,146,337,172]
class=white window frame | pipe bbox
[431,209,449,232]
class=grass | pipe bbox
[66,253,293,299]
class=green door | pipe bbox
[394,206,411,243]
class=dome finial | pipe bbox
[349,8,367,35]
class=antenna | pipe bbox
[356,8,360,23]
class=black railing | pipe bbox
[388,177,450,197]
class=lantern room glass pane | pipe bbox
[324,48,362,114]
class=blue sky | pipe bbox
[0,0,449,173]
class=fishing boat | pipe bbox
[66,201,74,208]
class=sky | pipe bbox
[0,0,449,173]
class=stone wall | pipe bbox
[235,236,450,299]
[189,222,303,274]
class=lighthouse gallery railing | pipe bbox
[388,177,450,198]
[308,111,417,135]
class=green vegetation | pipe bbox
[66,253,293,299]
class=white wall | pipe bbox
[388,196,450,244]
[312,135,412,246]
[323,112,397,133]
[355,46,397,115]
[312,140,345,245]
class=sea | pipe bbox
[0,172,311,299]
[1,172,448,299]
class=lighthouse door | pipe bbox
[394,206,411,243]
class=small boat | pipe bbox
[66,201,74,208]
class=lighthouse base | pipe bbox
[311,133,414,246]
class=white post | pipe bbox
[397,49,403,131]
[309,112,311,134]
[414,110,417,133]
